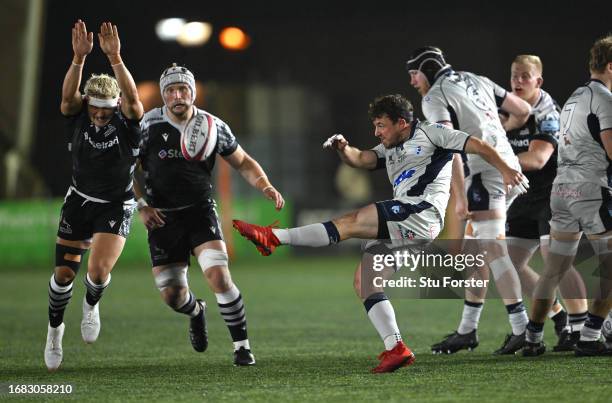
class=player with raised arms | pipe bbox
[44,20,144,371]
[233,94,528,373]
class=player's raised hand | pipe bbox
[98,22,121,57]
[263,186,285,211]
[72,19,93,58]
[322,134,349,151]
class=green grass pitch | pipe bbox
[1,256,610,402]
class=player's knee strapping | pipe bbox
[55,244,87,273]
[549,238,580,256]
[197,249,228,273]
[471,218,505,240]
[154,264,188,291]
[590,236,612,257]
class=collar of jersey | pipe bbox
[396,119,419,149]
[588,78,607,88]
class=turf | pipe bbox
[1,256,610,402]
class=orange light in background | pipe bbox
[219,27,250,51]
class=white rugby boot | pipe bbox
[81,298,101,343]
[45,322,65,371]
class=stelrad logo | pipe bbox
[158,149,184,159]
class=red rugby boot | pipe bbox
[232,220,281,256]
[371,341,416,373]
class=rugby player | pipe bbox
[136,64,283,366]
[523,35,612,357]
[233,94,528,372]
[502,55,588,352]
[405,46,533,354]
[45,20,144,371]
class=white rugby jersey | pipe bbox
[555,79,612,188]
[422,70,517,174]
[371,120,470,219]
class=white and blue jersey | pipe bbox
[371,119,470,226]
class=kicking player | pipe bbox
[233,94,528,372]
[45,20,144,371]
[523,35,612,357]
[502,55,588,352]
[136,64,284,366]
[406,46,533,354]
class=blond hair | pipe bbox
[589,34,612,73]
[84,73,120,98]
[512,55,543,76]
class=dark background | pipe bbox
[33,0,611,200]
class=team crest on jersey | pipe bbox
[103,124,116,137]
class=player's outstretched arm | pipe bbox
[501,92,531,131]
[61,19,93,116]
[322,134,378,169]
[465,137,529,194]
[224,146,285,211]
[98,22,144,120]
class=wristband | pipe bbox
[111,62,124,67]
[136,197,148,211]
[71,61,83,67]
[262,186,274,193]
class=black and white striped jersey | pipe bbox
[64,105,141,202]
[139,106,238,208]
[370,120,470,220]
[422,70,518,175]
[504,89,560,201]
[555,79,612,188]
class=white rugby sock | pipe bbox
[364,296,402,350]
[272,222,338,247]
[603,311,612,339]
[506,302,528,335]
[457,301,483,334]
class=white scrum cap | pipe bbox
[159,63,196,102]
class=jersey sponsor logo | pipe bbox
[540,119,560,133]
[84,132,119,150]
[158,149,185,159]
[393,168,417,187]
[162,133,169,142]
[509,138,529,148]
[109,220,117,228]
[210,226,217,234]
[391,205,403,214]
